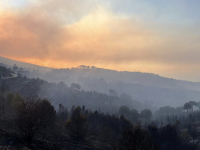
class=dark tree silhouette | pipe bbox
[15,96,56,144]
[65,106,89,143]
[70,83,81,90]
[109,89,117,96]
[119,124,159,150]
[119,106,130,117]
[184,102,192,115]
[141,109,152,121]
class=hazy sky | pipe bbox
[0,0,200,81]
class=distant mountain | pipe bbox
[45,66,200,92]
[1,56,200,108]
[2,56,199,91]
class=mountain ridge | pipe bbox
[0,55,199,83]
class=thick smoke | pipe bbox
[0,0,200,80]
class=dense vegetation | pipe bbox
[23,66,200,108]
[0,65,13,78]
[4,74,146,114]
[1,90,200,149]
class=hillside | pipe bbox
[1,56,200,91]
[0,56,51,73]
[1,56,200,107]
[0,65,12,78]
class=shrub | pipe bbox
[15,96,56,144]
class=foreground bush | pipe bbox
[15,96,56,144]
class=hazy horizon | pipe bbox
[1,55,200,83]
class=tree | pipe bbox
[197,102,200,110]
[13,64,18,72]
[181,129,189,141]
[188,114,195,123]
[130,109,140,123]
[6,92,15,107]
[98,124,116,149]
[15,96,56,144]
[0,80,8,120]
[65,106,89,143]
[70,83,81,90]
[119,124,159,150]
[189,127,199,150]
[109,89,117,96]
[141,109,152,121]
[157,106,176,116]
[159,124,190,150]
[189,101,197,112]
[119,106,130,118]
[11,93,24,111]
[58,103,68,123]
[5,92,15,119]
[184,103,192,115]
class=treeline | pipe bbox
[0,90,198,149]
[118,105,152,123]
[20,64,200,108]
[4,75,146,114]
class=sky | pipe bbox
[0,0,200,81]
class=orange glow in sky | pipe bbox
[1,0,200,81]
